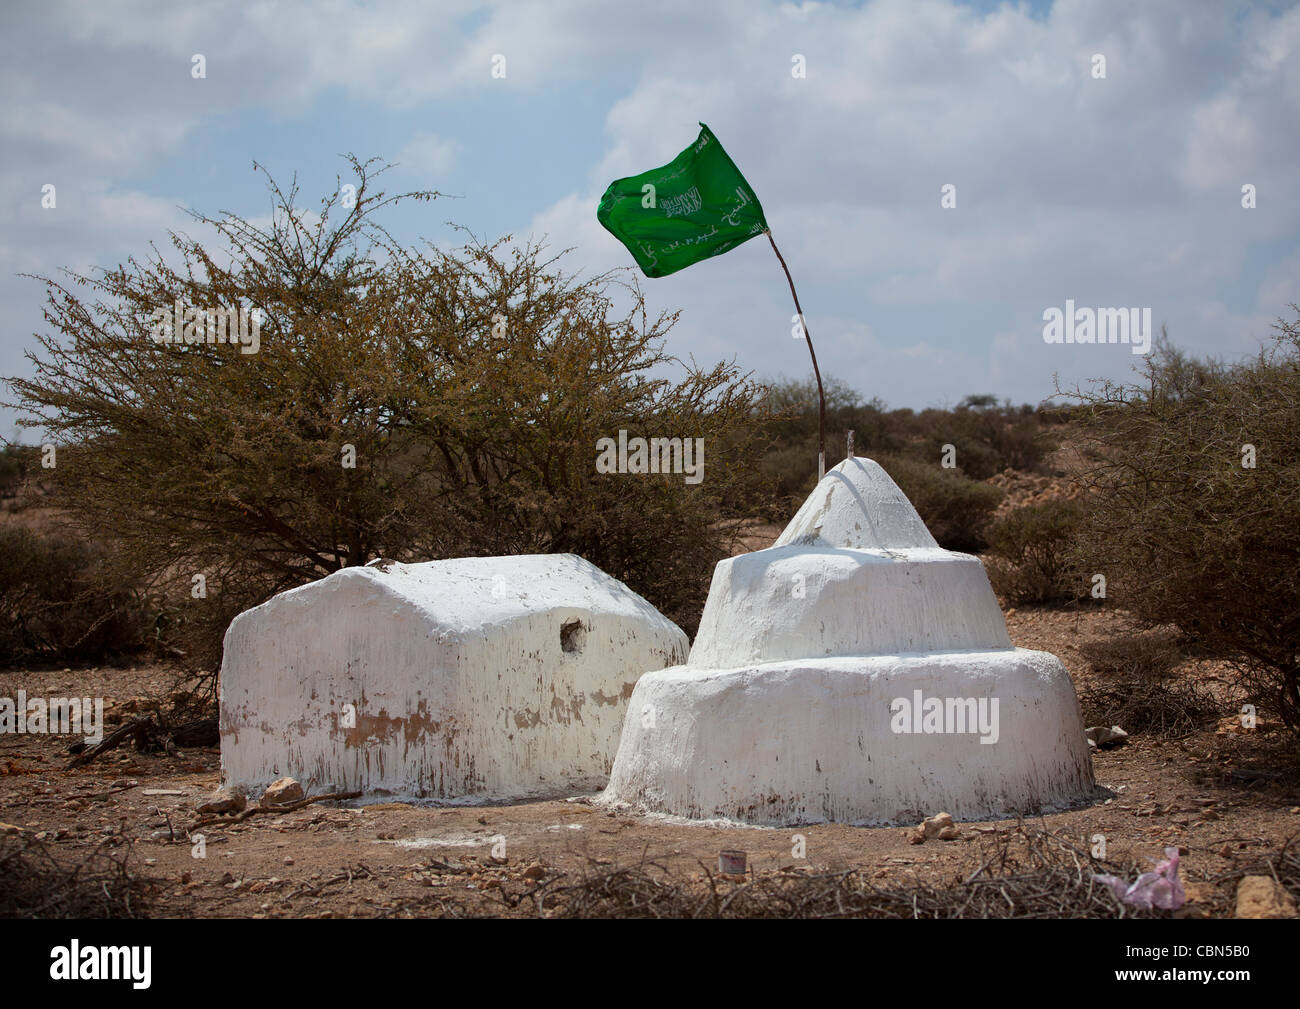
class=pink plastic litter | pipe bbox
[1093,846,1186,910]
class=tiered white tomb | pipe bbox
[602,458,1094,825]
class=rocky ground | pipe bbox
[2,605,1298,918]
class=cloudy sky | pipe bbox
[3,0,1298,439]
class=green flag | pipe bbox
[596,123,768,278]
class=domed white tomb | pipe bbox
[601,458,1095,825]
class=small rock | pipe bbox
[1200,808,1220,821]
[283,856,294,866]
[937,825,961,841]
[197,786,247,815]
[522,862,546,880]
[1085,725,1129,749]
[921,812,955,839]
[261,777,305,806]
[1235,876,1299,919]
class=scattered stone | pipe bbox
[1235,876,1299,919]
[282,856,294,866]
[1085,725,1129,750]
[1200,808,1220,821]
[522,862,546,880]
[142,789,184,796]
[197,786,247,815]
[906,812,959,844]
[261,777,305,806]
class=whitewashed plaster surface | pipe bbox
[602,458,1095,826]
[220,554,688,802]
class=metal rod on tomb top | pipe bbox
[765,229,825,482]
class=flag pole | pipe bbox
[766,229,826,481]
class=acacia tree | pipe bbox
[5,156,774,674]
[1068,317,1300,734]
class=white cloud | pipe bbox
[3,0,1298,433]
[394,132,461,180]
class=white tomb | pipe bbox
[602,458,1095,825]
[220,554,688,802]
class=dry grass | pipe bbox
[0,834,150,918]
[1079,680,1221,738]
[485,827,1198,919]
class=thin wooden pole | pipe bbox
[766,229,825,481]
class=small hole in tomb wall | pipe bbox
[560,619,586,654]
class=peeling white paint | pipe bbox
[602,458,1095,826]
[220,554,688,802]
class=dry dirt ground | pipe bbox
[3,605,1298,918]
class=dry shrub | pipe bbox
[492,828,1184,919]
[1076,629,1221,737]
[984,499,1086,605]
[4,156,774,660]
[0,834,149,918]
[1079,628,1186,681]
[1067,317,1300,735]
[1078,680,1221,738]
[0,526,151,666]
[0,444,34,499]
